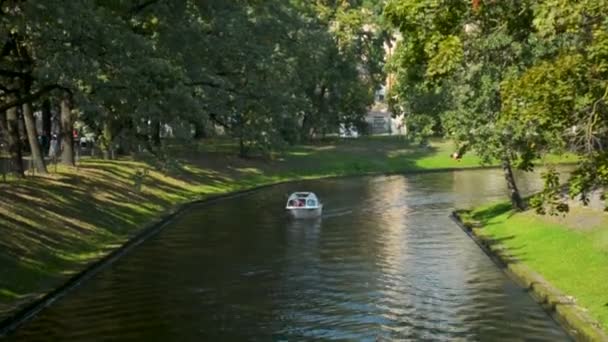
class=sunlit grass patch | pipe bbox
[0,136,578,321]
[286,151,313,156]
[464,202,608,331]
[386,148,417,158]
[232,167,264,175]
[0,289,22,302]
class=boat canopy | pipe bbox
[286,192,320,209]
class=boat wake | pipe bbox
[321,208,353,219]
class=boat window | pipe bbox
[307,199,316,206]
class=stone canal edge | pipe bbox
[450,212,608,342]
[0,165,507,337]
[0,182,290,338]
[0,165,587,338]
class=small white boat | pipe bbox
[285,192,323,219]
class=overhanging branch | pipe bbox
[0,84,17,94]
[0,69,31,79]
[186,79,263,100]
[0,85,68,112]
[130,0,163,15]
[209,113,231,130]
[186,80,235,91]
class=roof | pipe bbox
[289,192,318,200]
[295,192,311,197]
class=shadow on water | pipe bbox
[5,168,573,341]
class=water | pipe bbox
[6,169,570,341]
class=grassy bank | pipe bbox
[459,203,608,335]
[0,136,576,321]
[0,137,479,320]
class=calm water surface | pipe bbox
[7,169,570,341]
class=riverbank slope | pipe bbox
[457,204,608,340]
[0,136,578,324]
[0,137,479,321]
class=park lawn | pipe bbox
[460,203,608,332]
[176,136,484,180]
[0,137,472,320]
[0,136,575,321]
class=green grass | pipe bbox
[174,136,484,180]
[0,136,575,320]
[461,203,608,331]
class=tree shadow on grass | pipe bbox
[0,160,208,310]
[471,202,513,223]
[0,137,467,320]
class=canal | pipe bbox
[7,169,570,341]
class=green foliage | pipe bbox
[501,0,608,210]
[568,155,608,208]
[386,0,538,164]
[386,0,608,210]
[384,0,467,134]
[291,0,386,141]
[530,167,569,215]
[0,0,386,158]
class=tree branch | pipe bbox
[0,68,31,79]
[130,0,163,15]
[209,113,231,130]
[0,85,68,113]
[186,79,263,100]
[1,36,16,57]
[0,84,17,94]
[185,80,237,93]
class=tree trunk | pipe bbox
[60,94,75,166]
[312,85,327,140]
[502,156,524,211]
[100,120,113,160]
[41,99,52,154]
[0,111,11,178]
[301,112,311,142]
[23,101,48,174]
[238,135,247,158]
[192,120,206,139]
[5,99,24,177]
[18,108,27,153]
[151,120,161,147]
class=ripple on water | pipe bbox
[6,171,571,341]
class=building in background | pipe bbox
[363,32,406,136]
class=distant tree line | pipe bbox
[0,0,388,176]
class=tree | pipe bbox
[4,93,24,177]
[385,0,538,210]
[22,99,47,174]
[501,0,608,212]
[290,0,386,141]
[1,0,387,167]
[59,93,74,165]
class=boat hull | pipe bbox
[287,206,323,219]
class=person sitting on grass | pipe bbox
[451,144,469,162]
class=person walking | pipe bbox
[49,134,59,160]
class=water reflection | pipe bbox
[7,169,571,341]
